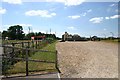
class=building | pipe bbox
[91,36,100,41]
[62,32,68,41]
[62,32,88,41]
[31,36,46,40]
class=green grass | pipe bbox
[41,41,57,51]
[5,41,58,75]
[7,61,56,74]
[2,40,31,44]
[101,39,119,43]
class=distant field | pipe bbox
[101,39,119,43]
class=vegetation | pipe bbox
[3,40,58,75]
[2,25,57,40]
[101,39,119,43]
[2,25,25,40]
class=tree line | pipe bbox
[2,25,57,40]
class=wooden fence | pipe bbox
[1,40,60,77]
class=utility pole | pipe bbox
[28,27,30,33]
[50,28,51,34]
[110,32,114,40]
[103,33,106,39]
[55,31,56,35]
[46,30,48,34]
[90,35,91,41]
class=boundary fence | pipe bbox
[1,40,60,78]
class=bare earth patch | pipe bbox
[56,41,118,78]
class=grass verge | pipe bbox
[101,39,119,43]
[5,41,58,75]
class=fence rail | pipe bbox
[1,40,60,77]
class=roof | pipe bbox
[32,36,46,38]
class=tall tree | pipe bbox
[7,25,25,40]
[2,30,8,39]
[26,32,35,40]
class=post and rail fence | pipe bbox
[1,40,60,78]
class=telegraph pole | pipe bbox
[110,32,114,40]
[28,27,31,34]
[50,28,51,34]
[103,33,106,39]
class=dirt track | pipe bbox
[56,41,118,78]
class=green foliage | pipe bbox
[2,58,12,75]
[2,30,8,39]
[24,32,56,40]
[2,40,57,75]
[2,25,25,40]
[2,25,57,40]
[101,39,119,43]
[7,25,25,40]
[25,32,35,40]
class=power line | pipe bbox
[50,28,51,34]
[28,27,30,34]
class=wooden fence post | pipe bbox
[32,40,34,48]
[28,42,30,56]
[28,42,30,48]
[11,43,15,65]
[55,50,61,73]
[3,46,5,54]
[55,50,57,68]
[22,42,24,58]
[26,49,29,76]
[36,41,37,49]
[22,42,24,48]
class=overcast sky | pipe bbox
[0,0,120,38]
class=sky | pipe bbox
[0,0,120,38]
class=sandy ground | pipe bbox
[56,41,118,78]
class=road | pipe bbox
[1,73,60,80]
[56,41,118,78]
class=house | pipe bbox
[62,32,88,41]
[91,36,100,41]
[31,36,46,40]
[62,32,69,41]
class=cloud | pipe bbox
[110,15,120,19]
[81,9,92,17]
[105,17,110,20]
[89,17,103,23]
[82,12,87,16]
[105,15,120,20]
[45,0,85,6]
[64,0,85,6]
[2,0,22,4]
[49,8,56,11]
[0,7,6,14]
[103,28,107,31]
[25,10,56,18]
[109,3,116,7]
[87,9,92,13]
[68,15,80,19]
[115,9,118,12]
[67,26,76,30]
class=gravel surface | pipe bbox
[56,41,118,78]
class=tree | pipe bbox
[7,25,25,40]
[26,32,35,40]
[2,30,8,40]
